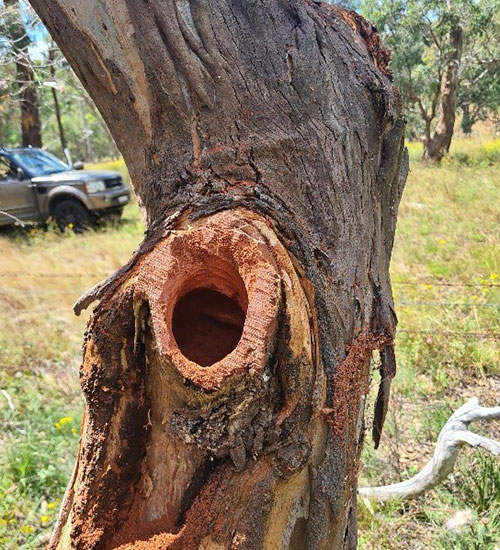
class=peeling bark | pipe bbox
[28,1,408,548]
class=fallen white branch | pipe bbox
[1,389,15,411]
[0,209,25,227]
[359,397,500,502]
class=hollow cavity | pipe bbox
[172,288,246,367]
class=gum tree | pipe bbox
[3,0,43,147]
[360,0,500,160]
[28,1,407,548]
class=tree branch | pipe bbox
[359,398,500,502]
[423,15,442,53]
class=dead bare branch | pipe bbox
[359,397,500,501]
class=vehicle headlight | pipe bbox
[85,180,106,193]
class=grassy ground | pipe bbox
[0,138,498,548]
[360,138,499,549]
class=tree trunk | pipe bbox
[460,103,473,135]
[18,60,43,147]
[49,45,68,155]
[28,1,408,549]
[78,99,94,163]
[84,96,121,160]
[423,19,463,161]
[5,0,43,148]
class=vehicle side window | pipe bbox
[0,156,15,180]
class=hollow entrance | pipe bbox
[172,288,246,367]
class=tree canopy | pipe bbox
[341,0,500,156]
[0,0,118,160]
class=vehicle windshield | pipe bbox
[11,149,69,177]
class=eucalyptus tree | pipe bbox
[2,0,42,147]
[361,0,500,159]
[28,1,408,549]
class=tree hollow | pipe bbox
[172,287,247,367]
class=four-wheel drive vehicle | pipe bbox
[0,147,130,230]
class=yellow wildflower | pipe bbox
[55,416,74,430]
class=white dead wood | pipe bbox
[359,397,500,501]
[1,389,15,410]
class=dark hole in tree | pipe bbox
[172,288,246,367]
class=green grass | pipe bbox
[0,142,499,548]
[0,370,81,548]
[358,137,499,550]
[406,137,500,166]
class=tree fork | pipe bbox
[29,1,408,548]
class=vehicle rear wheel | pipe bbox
[52,200,92,232]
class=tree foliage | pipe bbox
[0,0,118,160]
[352,0,500,143]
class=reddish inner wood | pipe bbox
[172,288,246,367]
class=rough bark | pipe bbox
[423,18,463,161]
[28,1,408,549]
[5,0,43,148]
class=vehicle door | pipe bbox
[0,155,38,224]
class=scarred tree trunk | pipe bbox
[423,18,463,161]
[5,0,43,148]
[28,1,407,549]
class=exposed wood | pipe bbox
[359,398,500,502]
[54,209,321,549]
[28,1,408,548]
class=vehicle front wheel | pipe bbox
[52,200,92,232]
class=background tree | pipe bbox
[47,41,67,156]
[0,1,120,160]
[0,63,19,144]
[28,1,407,549]
[2,0,42,147]
[457,6,500,134]
[357,0,500,160]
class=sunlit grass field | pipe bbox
[0,138,498,548]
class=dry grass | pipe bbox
[0,203,144,370]
[359,137,499,550]
[0,141,498,548]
